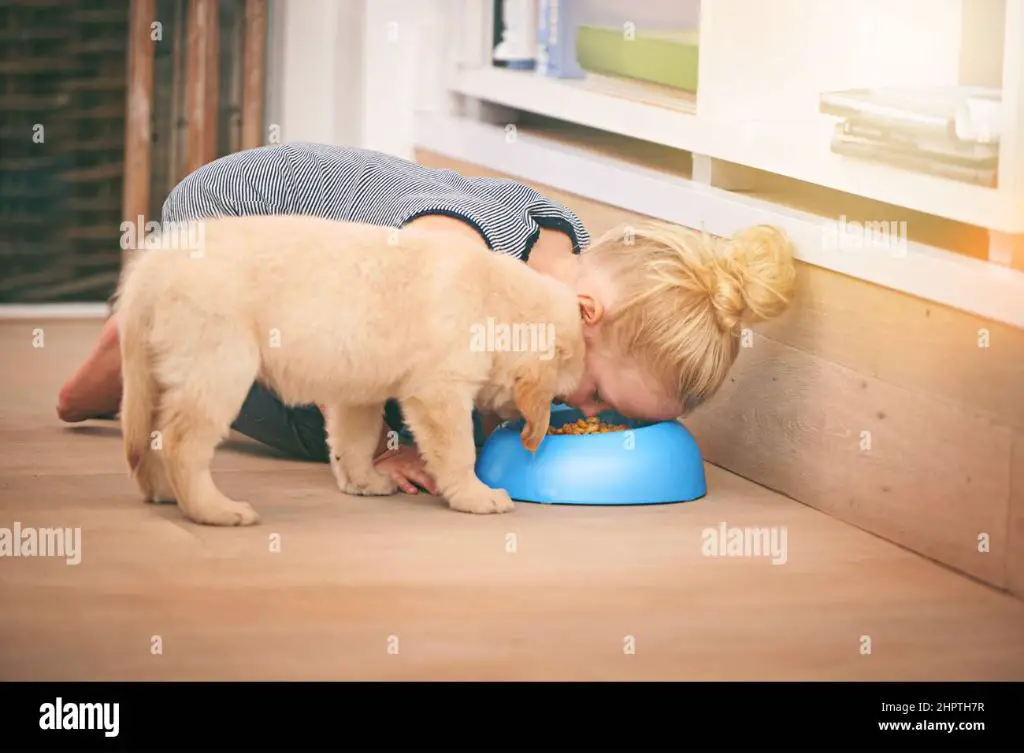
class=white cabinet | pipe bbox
[270,0,1024,327]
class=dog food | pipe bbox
[548,416,629,435]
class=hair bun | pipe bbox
[710,225,796,330]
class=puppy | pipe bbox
[115,215,585,525]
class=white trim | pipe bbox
[414,112,1024,329]
[0,303,110,320]
[448,66,1024,235]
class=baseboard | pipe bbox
[0,303,110,320]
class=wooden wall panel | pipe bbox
[756,266,1024,431]
[185,0,217,173]
[241,0,267,150]
[122,0,157,239]
[203,0,220,160]
[1008,432,1024,597]
[682,333,1011,587]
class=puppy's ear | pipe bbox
[513,362,556,453]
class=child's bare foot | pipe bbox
[56,315,124,422]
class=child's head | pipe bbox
[565,222,796,420]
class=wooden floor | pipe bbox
[2,320,1023,681]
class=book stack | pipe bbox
[531,0,699,113]
[819,86,1001,187]
[534,0,586,78]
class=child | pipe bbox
[57,143,796,493]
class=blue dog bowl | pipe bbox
[475,405,707,505]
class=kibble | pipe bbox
[547,416,629,435]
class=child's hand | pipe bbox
[373,445,438,495]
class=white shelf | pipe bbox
[0,303,109,319]
[449,66,1024,235]
[415,112,1024,329]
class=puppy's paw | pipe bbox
[520,421,547,453]
[329,453,352,492]
[338,469,399,497]
[189,499,261,527]
[448,486,515,515]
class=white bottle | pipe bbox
[493,0,539,70]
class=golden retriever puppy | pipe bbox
[115,215,585,526]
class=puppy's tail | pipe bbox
[118,291,157,477]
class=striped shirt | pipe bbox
[161,142,591,260]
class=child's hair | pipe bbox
[580,221,796,415]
